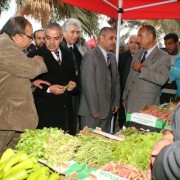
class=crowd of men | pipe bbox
[0,16,180,179]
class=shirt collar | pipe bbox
[67,44,74,49]
[51,48,62,60]
[98,45,109,58]
[146,45,157,58]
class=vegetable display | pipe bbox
[16,128,80,167]
[112,132,162,170]
[140,105,174,124]
[101,162,148,180]
[12,127,163,179]
[74,134,113,167]
[0,148,59,180]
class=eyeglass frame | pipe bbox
[20,33,34,40]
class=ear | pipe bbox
[60,35,63,43]
[11,34,20,42]
[99,35,104,42]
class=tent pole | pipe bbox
[110,0,123,134]
[115,0,122,63]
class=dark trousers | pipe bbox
[72,94,80,135]
[160,93,176,104]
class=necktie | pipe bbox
[141,51,148,63]
[69,46,79,76]
[55,51,62,65]
[107,53,112,76]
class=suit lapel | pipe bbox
[142,46,158,65]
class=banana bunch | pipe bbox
[0,148,59,180]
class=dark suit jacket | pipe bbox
[118,50,133,99]
[32,45,77,135]
[61,39,82,82]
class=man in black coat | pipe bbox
[62,18,83,134]
[32,23,77,135]
[117,35,139,128]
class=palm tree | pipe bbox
[108,18,180,45]
[14,0,99,37]
[145,20,180,35]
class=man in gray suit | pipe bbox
[123,25,170,113]
[78,27,120,133]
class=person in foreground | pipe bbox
[78,27,120,133]
[0,16,47,155]
[151,102,180,180]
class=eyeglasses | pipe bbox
[21,33,34,40]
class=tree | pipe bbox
[108,18,180,45]
[15,0,99,37]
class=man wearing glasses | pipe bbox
[0,16,47,155]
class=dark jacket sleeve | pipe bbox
[152,140,180,180]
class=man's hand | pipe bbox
[66,81,76,91]
[32,79,51,89]
[132,61,142,72]
[49,85,66,95]
[151,132,174,165]
[91,112,100,119]
[112,106,119,114]
[33,55,44,61]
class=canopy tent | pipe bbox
[62,0,180,19]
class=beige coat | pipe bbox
[0,34,47,131]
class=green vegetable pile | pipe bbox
[15,127,162,171]
[16,128,80,167]
[112,132,163,170]
[74,134,113,167]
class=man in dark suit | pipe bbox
[118,35,139,128]
[32,23,77,135]
[78,27,120,133]
[61,18,83,133]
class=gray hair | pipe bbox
[62,18,81,32]
[44,22,63,36]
